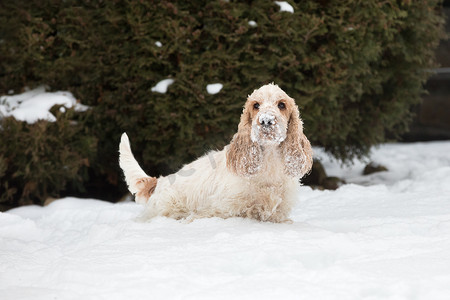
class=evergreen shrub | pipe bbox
[0,0,445,207]
[0,109,96,210]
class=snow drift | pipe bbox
[1,141,450,299]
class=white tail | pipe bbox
[119,133,149,194]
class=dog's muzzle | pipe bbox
[251,112,286,144]
[258,113,276,127]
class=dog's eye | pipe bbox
[278,102,286,110]
[253,103,260,110]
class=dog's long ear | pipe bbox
[280,103,313,178]
[226,105,262,176]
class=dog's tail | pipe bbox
[119,133,150,195]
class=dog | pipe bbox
[119,83,313,222]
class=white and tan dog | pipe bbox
[119,83,312,222]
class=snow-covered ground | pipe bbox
[1,141,450,299]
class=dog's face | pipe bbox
[227,83,312,178]
[245,84,295,145]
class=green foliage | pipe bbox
[0,0,445,207]
[0,110,97,209]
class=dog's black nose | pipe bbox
[259,113,276,127]
[261,119,274,126]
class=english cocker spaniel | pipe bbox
[119,83,313,222]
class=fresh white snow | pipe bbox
[1,141,450,299]
[0,86,88,124]
[275,1,294,13]
[151,79,175,93]
[248,20,257,27]
[206,83,223,95]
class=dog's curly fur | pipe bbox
[119,83,313,222]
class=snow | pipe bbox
[2,141,450,299]
[155,41,162,47]
[258,112,276,126]
[275,1,294,13]
[206,83,223,95]
[248,20,257,27]
[151,78,174,93]
[0,86,88,124]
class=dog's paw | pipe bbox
[281,218,293,224]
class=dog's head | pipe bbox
[226,83,313,178]
[243,83,295,145]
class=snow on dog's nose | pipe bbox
[251,111,286,145]
[258,113,276,127]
